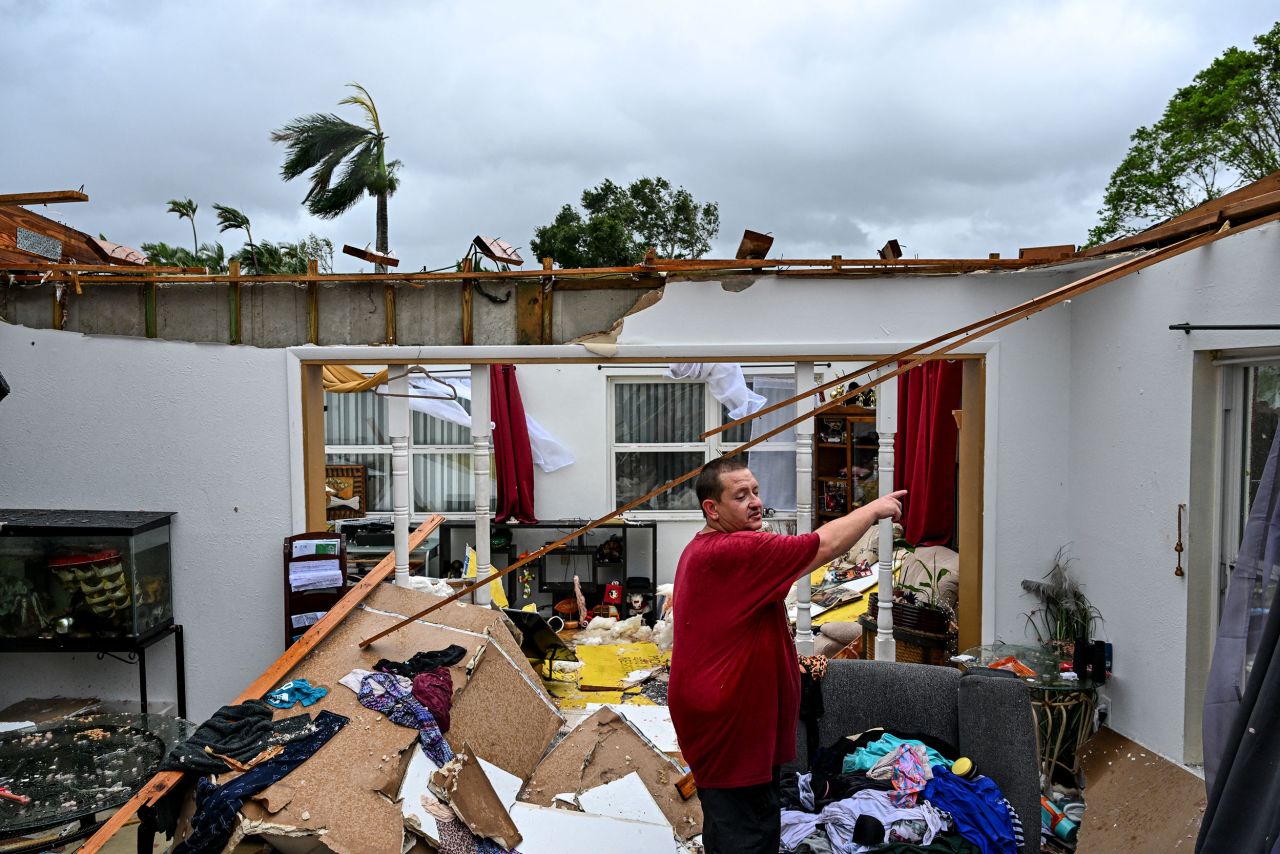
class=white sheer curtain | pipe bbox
[745,377,798,512]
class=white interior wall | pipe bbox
[0,324,291,721]
[1066,222,1280,761]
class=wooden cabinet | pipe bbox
[813,405,879,521]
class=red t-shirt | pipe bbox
[667,529,821,789]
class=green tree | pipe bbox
[1089,22,1280,246]
[272,83,401,273]
[139,240,227,273]
[530,177,720,268]
[166,198,199,257]
[213,204,256,270]
[231,234,334,275]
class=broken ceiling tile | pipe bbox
[520,706,702,839]
[430,742,522,851]
[508,801,678,854]
[576,771,670,826]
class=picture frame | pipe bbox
[325,464,367,520]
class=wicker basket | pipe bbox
[858,615,957,666]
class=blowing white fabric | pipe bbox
[664,363,766,420]
[401,376,575,473]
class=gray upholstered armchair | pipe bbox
[786,659,1040,854]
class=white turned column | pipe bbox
[875,368,898,661]
[471,364,493,606]
[794,361,816,654]
[390,371,411,586]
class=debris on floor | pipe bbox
[158,583,700,854]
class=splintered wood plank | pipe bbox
[0,190,89,205]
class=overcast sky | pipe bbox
[4,1,1277,271]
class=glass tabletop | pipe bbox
[0,712,194,836]
[957,643,1099,692]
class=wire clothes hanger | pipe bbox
[374,366,460,400]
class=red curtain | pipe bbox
[894,360,963,546]
[490,364,538,523]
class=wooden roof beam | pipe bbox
[0,190,89,206]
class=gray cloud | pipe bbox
[3,0,1276,271]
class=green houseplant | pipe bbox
[1022,547,1103,654]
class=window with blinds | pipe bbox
[324,387,482,514]
[609,374,798,514]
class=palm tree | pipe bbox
[213,204,257,271]
[166,198,199,257]
[272,83,401,273]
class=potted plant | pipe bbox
[1021,547,1103,656]
[867,543,955,635]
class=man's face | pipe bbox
[703,468,764,532]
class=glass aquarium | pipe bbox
[0,510,174,641]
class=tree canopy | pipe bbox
[272,83,400,272]
[1088,22,1280,246]
[530,177,720,268]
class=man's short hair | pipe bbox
[695,456,748,507]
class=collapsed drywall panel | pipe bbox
[578,703,681,753]
[430,742,522,849]
[508,801,678,854]
[399,748,443,841]
[521,706,702,839]
[576,771,669,825]
[447,638,563,780]
[236,588,560,854]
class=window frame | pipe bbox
[606,370,800,520]
[322,370,484,519]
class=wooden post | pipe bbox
[384,283,397,345]
[228,259,241,345]
[144,274,157,338]
[832,254,843,272]
[307,259,319,345]
[956,359,986,650]
[460,257,475,345]
[301,363,328,532]
[516,277,543,345]
[540,257,554,344]
[51,283,65,330]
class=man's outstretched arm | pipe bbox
[805,490,907,573]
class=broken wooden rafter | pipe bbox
[343,244,400,267]
[359,213,1277,647]
[0,190,89,205]
[77,515,444,854]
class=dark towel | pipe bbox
[374,644,467,678]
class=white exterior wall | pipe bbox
[0,325,292,720]
[1066,222,1280,761]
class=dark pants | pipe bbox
[697,766,781,854]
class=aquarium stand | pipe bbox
[2,622,186,719]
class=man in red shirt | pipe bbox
[669,455,905,854]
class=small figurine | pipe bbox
[626,591,655,626]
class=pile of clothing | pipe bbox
[781,728,1023,854]
[158,644,500,854]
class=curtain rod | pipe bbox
[1170,323,1280,334]
[594,362,832,371]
